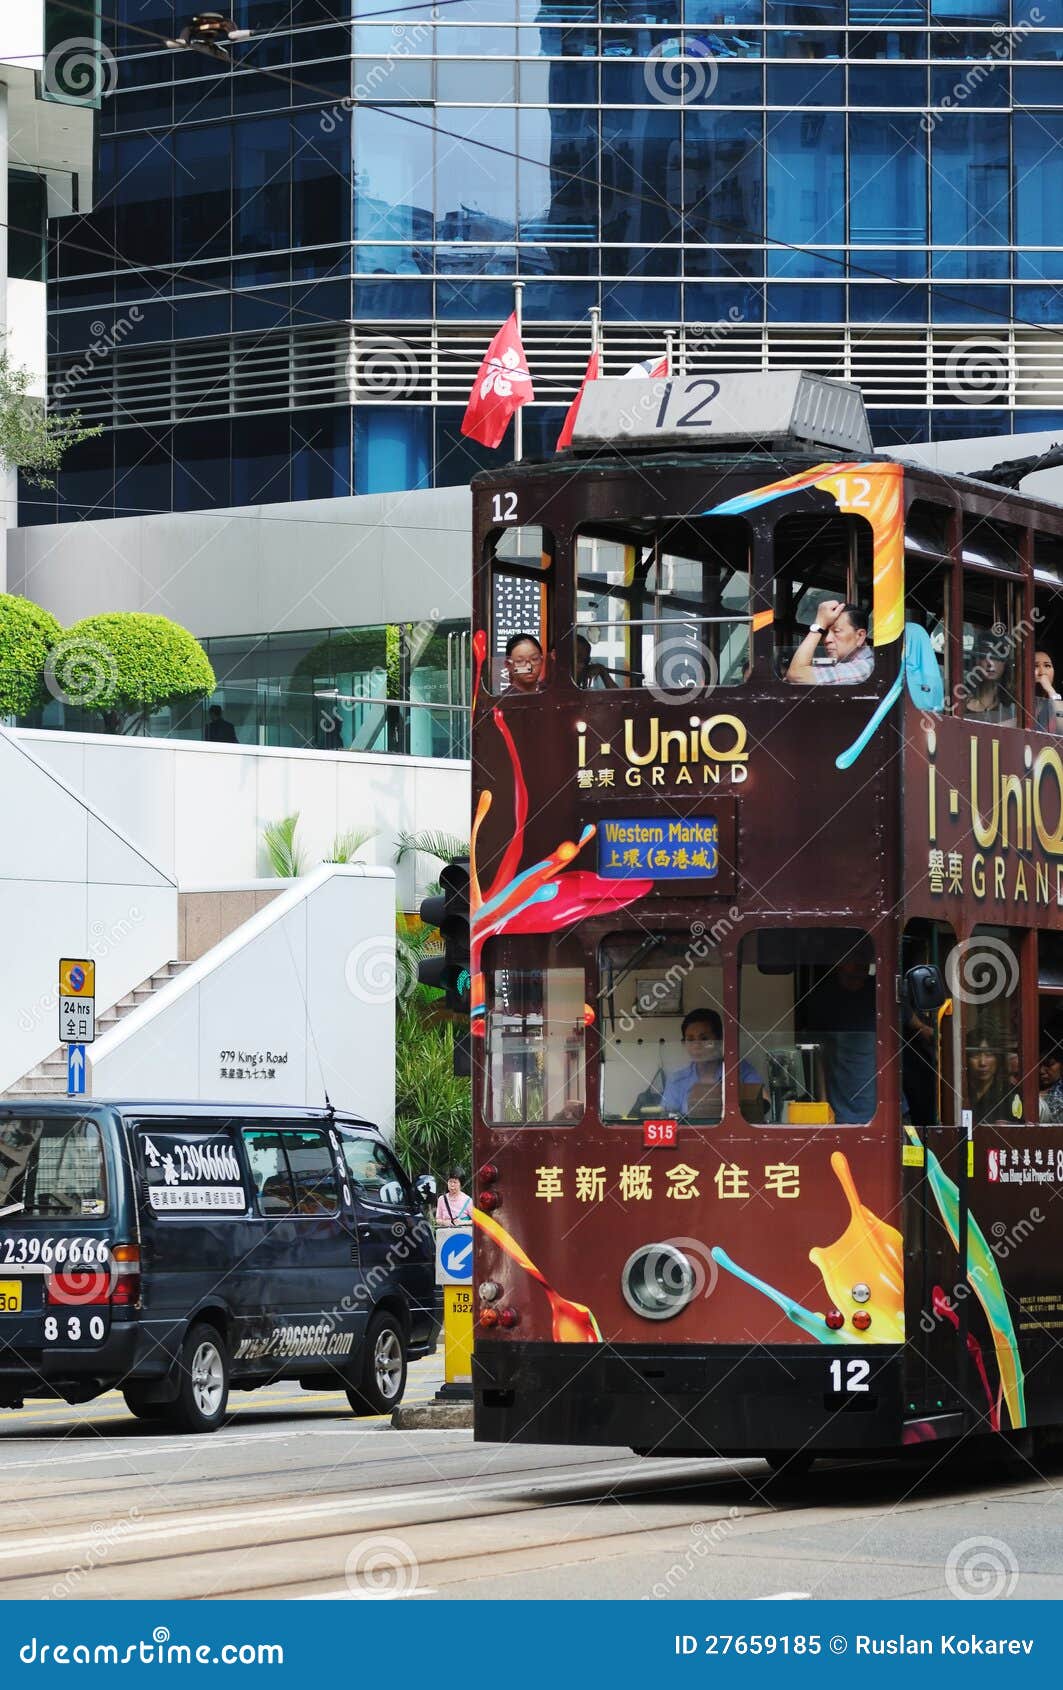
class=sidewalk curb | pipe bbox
[391,1401,473,1430]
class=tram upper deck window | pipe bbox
[486,526,553,695]
[961,570,1021,727]
[573,518,751,691]
[739,928,877,1126]
[1033,532,1063,735]
[772,512,876,686]
[905,500,953,705]
[483,940,586,1125]
[598,931,763,1124]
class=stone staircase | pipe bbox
[4,962,191,1098]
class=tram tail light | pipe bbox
[825,1309,845,1330]
[479,1306,500,1329]
[478,1164,499,1184]
[499,1307,520,1329]
[851,1311,872,1332]
[479,1189,501,1212]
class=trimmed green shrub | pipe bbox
[52,613,215,730]
[0,593,63,717]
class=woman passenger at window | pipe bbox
[966,1034,1012,1125]
[503,632,544,694]
[964,634,1015,726]
[659,1010,764,1122]
[1035,649,1063,733]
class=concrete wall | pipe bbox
[179,885,283,962]
[90,866,397,1132]
[0,727,177,1093]
[8,485,472,637]
[16,728,470,909]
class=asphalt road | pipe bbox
[1,1362,1062,1601]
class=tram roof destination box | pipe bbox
[570,370,872,457]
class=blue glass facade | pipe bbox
[26,0,1063,523]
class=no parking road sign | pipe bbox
[436,1226,473,1286]
[59,957,95,1045]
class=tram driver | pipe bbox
[786,601,874,687]
[657,1009,766,1122]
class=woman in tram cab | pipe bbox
[658,1009,765,1122]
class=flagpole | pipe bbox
[513,281,525,462]
[665,328,675,378]
[590,304,601,361]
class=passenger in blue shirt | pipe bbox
[659,1010,764,1121]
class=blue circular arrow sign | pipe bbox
[439,1231,474,1282]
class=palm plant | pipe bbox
[324,827,376,863]
[395,830,470,896]
[262,813,306,878]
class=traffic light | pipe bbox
[418,856,470,1017]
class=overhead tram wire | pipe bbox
[42,2,1063,359]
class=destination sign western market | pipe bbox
[598,817,719,879]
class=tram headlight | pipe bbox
[851,1282,871,1304]
[620,1243,697,1321]
[479,1280,502,1303]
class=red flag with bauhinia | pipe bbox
[622,352,669,378]
[556,349,600,451]
[461,313,534,448]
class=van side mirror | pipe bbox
[415,1174,438,1202]
[905,963,947,1015]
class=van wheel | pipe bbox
[123,1388,165,1422]
[347,1314,407,1415]
[166,1323,230,1434]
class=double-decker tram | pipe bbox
[469,371,1063,1467]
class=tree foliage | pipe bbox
[0,348,101,488]
[0,594,63,717]
[393,915,471,1180]
[54,613,215,731]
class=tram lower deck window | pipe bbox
[598,932,762,1124]
[739,927,877,1126]
[484,962,586,1125]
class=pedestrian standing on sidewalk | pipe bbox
[436,1169,472,1226]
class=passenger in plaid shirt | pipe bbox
[786,600,874,686]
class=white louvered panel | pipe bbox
[48,322,1063,426]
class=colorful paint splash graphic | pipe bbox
[904,1126,1026,1430]
[706,461,904,650]
[473,1206,602,1342]
[469,629,651,1029]
[712,1151,905,1345]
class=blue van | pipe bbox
[0,1101,439,1433]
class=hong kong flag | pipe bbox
[461,313,534,449]
[556,348,600,451]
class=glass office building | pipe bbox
[26,0,1063,524]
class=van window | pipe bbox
[243,1130,295,1216]
[0,1115,108,1218]
[340,1134,408,1208]
[282,1130,340,1215]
